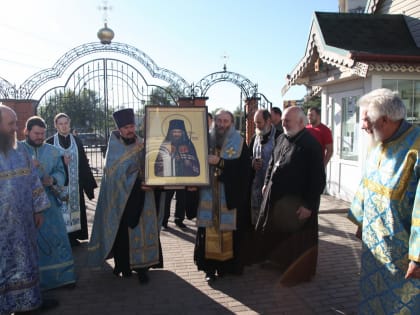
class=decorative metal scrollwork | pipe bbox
[254,92,272,109]
[0,77,17,99]
[3,41,271,107]
[193,71,258,98]
[17,42,190,99]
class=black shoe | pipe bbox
[162,221,168,229]
[69,239,81,247]
[113,268,132,278]
[205,272,216,283]
[175,219,187,229]
[40,298,59,312]
[62,282,76,289]
[138,271,150,285]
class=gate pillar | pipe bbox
[178,96,208,107]
[1,99,38,140]
[245,97,258,144]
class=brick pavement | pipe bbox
[47,194,360,315]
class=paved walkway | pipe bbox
[49,194,360,315]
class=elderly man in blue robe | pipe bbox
[88,108,163,284]
[194,109,252,282]
[348,88,420,314]
[21,116,76,291]
[0,105,57,314]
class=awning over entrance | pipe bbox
[282,12,420,96]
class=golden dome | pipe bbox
[97,23,114,44]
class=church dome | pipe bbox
[97,23,114,44]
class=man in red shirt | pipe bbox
[306,107,333,167]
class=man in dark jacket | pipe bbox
[249,109,282,225]
[256,106,325,286]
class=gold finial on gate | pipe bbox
[97,1,114,44]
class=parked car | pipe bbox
[78,133,106,147]
[78,133,107,156]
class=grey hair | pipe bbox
[284,106,307,125]
[215,109,234,123]
[358,88,406,122]
[255,109,271,121]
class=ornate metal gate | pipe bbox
[1,39,272,175]
[16,42,190,175]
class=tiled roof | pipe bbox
[282,11,420,96]
[316,12,420,56]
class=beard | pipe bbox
[170,136,183,145]
[210,125,230,150]
[121,136,136,145]
[215,126,230,148]
[255,125,271,136]
[367,133,380,149]
[216,124,230,137]
[0,130,16,154]
[26,137,43,148]
[284,128,299,137]
[215,132,225,148]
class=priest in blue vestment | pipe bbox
[0,105,53,314]
[21,116,76,291]
[348,88,420,315]
[195,110,252,282]
[88,108,163,284]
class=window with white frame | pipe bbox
[383,79,420,126]
[340,96,359,161]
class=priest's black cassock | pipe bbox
[255,128,325,285]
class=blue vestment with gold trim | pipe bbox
[21,141,76,291]
[88,132,162,269]
[348,124,420,315]
[197,128,244,230]
[0,143,50,314]
[195,125,252,273]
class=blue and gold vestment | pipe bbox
[88,132,162,269]
[21,141,76,291]
[0,143,50,314]
[349,123,420,315]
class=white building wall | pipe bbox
[377,0,420,16]
[322,79,366,201]
[323,70,420,201]
[339,0,367,13]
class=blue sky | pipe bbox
[0,0,338,113]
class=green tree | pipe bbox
[38,88,108,136]
[302,96,321,113]
[148,85,179,106]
